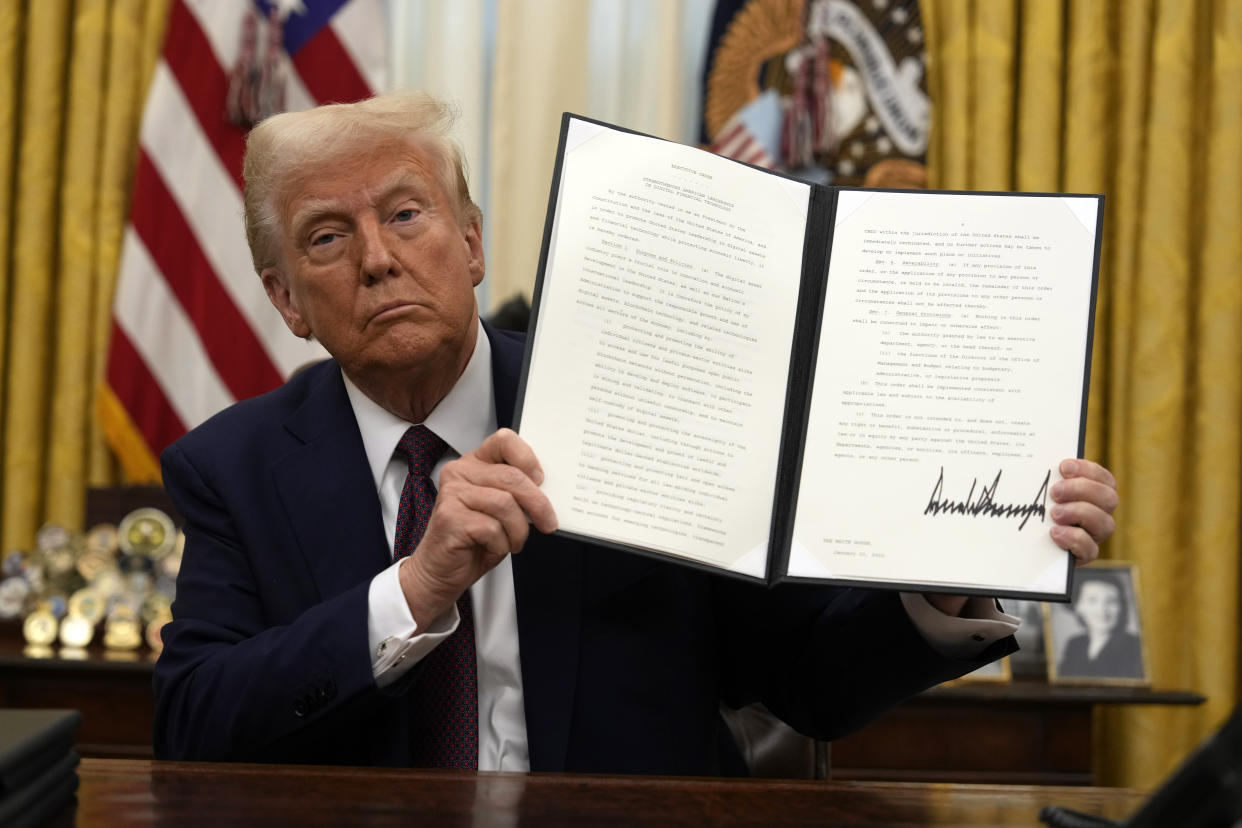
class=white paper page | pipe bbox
[520,119,810,576]
[789,191,1097,594]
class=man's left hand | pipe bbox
[1048,457,1118,567]
[925,457,1119,617]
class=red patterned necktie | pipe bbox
[393,425,479,770]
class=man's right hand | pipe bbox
[398,428,557,629]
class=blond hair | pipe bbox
[242,90,482,274]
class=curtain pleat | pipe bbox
[1015,2,1064,192]
[5,1,72,551]
[487,0,592,309]
[1063,1,1114,457]
[486,0,699,309]
[972,0,1016,187]
[0,1,21,501]
[48,0,108,531]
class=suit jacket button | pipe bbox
[318,681,336,702]
[293,696,309,718]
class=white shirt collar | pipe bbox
[342,322,496,489]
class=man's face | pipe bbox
[261,138,484,382]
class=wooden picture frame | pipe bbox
[1045,562,1151,686]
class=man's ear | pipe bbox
[463,219,485,288]
[261,267,312,339]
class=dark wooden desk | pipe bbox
[61,758,1145,827]
[831,680,1205,785]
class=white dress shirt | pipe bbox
[344,320,1019,773]
[346,323,530,772]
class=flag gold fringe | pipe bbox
[95,383,162,484]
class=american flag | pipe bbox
[709,90,781,170]
[99,0,386,481]
[710,119,778,169]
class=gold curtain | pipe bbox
[487,0,692,311]
[0,0,169,552]
[924,0,1242,789]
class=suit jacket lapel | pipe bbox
[486,323,583,772]
[270,331,585,770]
[272,364,391,601]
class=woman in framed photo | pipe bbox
[1057,569,1144,680]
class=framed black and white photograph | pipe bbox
[1046,563,1150,686]
[1006,599,1049,679]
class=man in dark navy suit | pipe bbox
[152,92,1120,773]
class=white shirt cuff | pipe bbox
[367,558,460,688]
[899,593,1019,660]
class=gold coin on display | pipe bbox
[118,509,176,558]
[76,549,112,582]
[2,549,24,577]
[45,547,75,577]
[141,593,172,625]
[0,577,30,620]
[104,617,142,651]
[59,613,94,648]
[38,594,68,619]
[68,588,106,625]
[125,571,152,596]
[91,568,123,599]
[86,523,120,555]
[23,609,58,646]
[23,563,45,594]
[34,524,71,553]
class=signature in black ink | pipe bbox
[924,467,1050,530]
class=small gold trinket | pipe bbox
[118,508,176,558]
[44,547,74,577]
[76,548,112,582]
[34,524,71,553]
[141,593,173,624]
[59,613,94,648]
[23,609,58,646]
[0,576,30,619]
[68,588,106,625]
[104,616,142,651]
[91,569,123,598]
[86,523,120,555]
